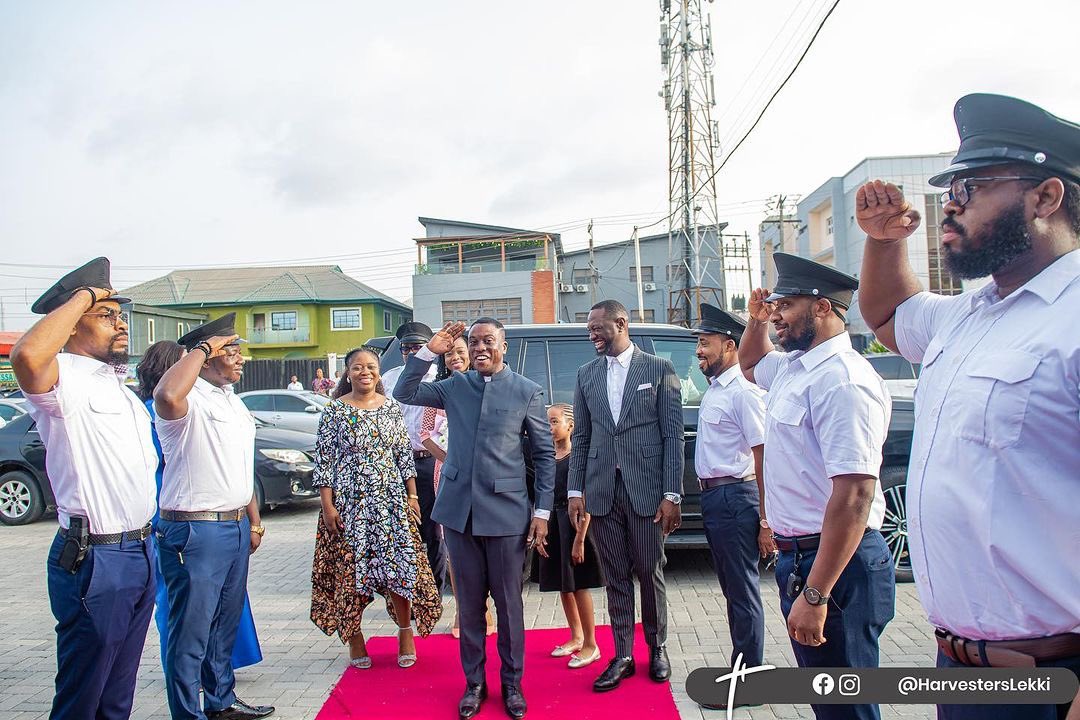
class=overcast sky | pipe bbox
[2,0,1079,330]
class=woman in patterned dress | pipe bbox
[310,347,441,669]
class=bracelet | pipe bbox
[408,494,419,500]
[195,342,212,360]
[77,287,98,308]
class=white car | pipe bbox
[237,390,330,434]
[0,399,27,429]
[865,353,920,399]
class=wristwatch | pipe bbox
[663,493,682,505]
[759,517,770,530]
[250,524,266,537]
[802,586,829,606]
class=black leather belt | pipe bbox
[700,475,754,490]
[60,522,152,545]
[935,628,1080,668]
[159,508,245,522]
[774,527,873,552]
[413,449,432,459]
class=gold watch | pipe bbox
[250,524,266,537]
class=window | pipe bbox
[241,394,274,412]
[571,268,591,284]
[275,394,315,412]
[441,297,523,325]
[503,337,522,371]
[383,310,392,332]
[574,312,590,322]
[177,322,184,338]
[331,308,361,330]
[271,311,297,331]
[923,195,964,296]
[547,340,601,405]
[826,215,834,237]
[147,318,156,344]
[629,265,654,283]
[253,313,266,331]
[520,341,550,401]
[631,308,655,323]
[651,338,707,406]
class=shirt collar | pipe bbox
[195,376,233,396]
[64,352,124,380]
[713,363,742,387]
[607,343,635,368]
[790,331,851,372]
[975,248,1079,307]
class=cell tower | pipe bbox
[659,0,724,325]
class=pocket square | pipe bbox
[636,383,652,391]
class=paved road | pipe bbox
[0,503,937,719]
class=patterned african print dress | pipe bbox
[310,397,442,641]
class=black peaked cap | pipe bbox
[929,93,1080,187]
[177,312,242,350]
[765,253,858,309]
[691,303,746,341]
[31,257,131,314]
[396,321,433,344]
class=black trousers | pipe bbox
[414,454,447,592]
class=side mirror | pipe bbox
[305,405,321,413]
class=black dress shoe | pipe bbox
[593,656,635,692]
[205,698,275,719]
[648,645,671,682]
[458,682,487,720]
[501,684,527,719]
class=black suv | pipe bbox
[379,323,914,579]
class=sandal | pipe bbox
[349,655,372,670]
[397,624,417,669]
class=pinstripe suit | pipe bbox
[568,346,685,656]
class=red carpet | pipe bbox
[316,624,680,719]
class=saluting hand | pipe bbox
[204,334,241,358]
[856,180,921,241]
[427,321,466,355]
[747,289,774,323]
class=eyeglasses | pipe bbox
[82,309,129,327]
[939,176,1044,208]
[401,343,425,353]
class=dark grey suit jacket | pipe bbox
[567,347,685,517]
[393,354,556,537]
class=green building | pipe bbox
[123,265,412,360]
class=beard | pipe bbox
[777,314,816,352]
[942,202,1032,279]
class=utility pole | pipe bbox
[633,226,646,323]
[587,219,596,306]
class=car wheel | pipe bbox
[879,465,913,583]
[0,471,46,526]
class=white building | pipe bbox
[778,153,987,338]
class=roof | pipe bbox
[122,265,411,311]
[561,223,728,258]
[417,217,564,256]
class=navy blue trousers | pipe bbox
[157,517,250,720]
[775,530,896,720]
[937,649,1080,720]
[47,531,156,720]
[701,481,766,667]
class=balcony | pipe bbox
[416,257,545,275]
[247,327,313,346]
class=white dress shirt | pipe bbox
[155,377,256,512]
[381,362,438,450]
[695,364,766,481]
[894,249,1080,640]
[23,353,157,533]
[753,332,891,538]
[286,381,303,391]
[606,344,634,425]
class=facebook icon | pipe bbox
[812,672,836,696]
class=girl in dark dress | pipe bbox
[531,403,605,669]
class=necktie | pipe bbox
[607,357,622,425]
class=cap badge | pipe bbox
[1034,151,1047,163]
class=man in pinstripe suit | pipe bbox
[567,300,685,692]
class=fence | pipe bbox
[234,358,336,393]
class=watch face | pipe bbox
[804,587,822,604]
[759,518,769,529]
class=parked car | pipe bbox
[0,399,27,429]
[237,389,331,434]
[866,352,921,399]
[0,412,318,526]
[379,323,915,581]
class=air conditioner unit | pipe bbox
[575,284,590,293]
[642,282,657,291]
[558,283,574,293]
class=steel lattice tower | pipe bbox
[660,0,725,325]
